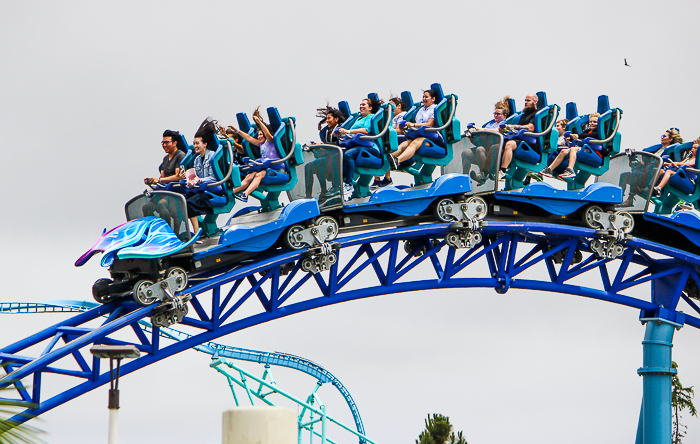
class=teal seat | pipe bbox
[400,82,461,185]
[504,92,559,190]
[351,103,398,198]
[654,154,700,214]
[179,134,237,236]
[567,108,623,190]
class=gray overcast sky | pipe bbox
[2,1,700,443]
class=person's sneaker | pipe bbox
[343,183,354,199]
[470,171,487,185]
[652,187,661,197]
[559,168,576,179]
[498,170,506,181]
[234,192,248,203]
[370,178,382,189]
[387,155,398,170]
[540,167,554,177]
[380,177,393,187]
[678,202,694,211]
[528,172,543,182]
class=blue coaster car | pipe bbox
[76,190,324,304]
[494,181,622,215]
[643,211,700,248]
[287,144,485,234]
[445,130,628,230]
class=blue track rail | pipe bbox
[2,220,700,429]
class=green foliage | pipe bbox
[0,375,45,444]
[672,361,697,444]
[416,413,467,444]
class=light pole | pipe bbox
[90,344,140,444]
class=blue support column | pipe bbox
[635,317,682,444]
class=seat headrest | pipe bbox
[401,91,414,108]
[267,107,283,132]
[338,101,352,121]
[367,92,379,102]
[236,113,252,133]
[208,133,220,151]
[430,83,445,102]
[597,95,610,114]
[176,133,189,154]
[565,102,578,121]
[507,97,517,117]
[536,91,547,109]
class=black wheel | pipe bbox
[284,224,306,250]
[434,198,457,223]
[92,278,113,304]
[315,216,339,241]
[301,257,314,272]
[165,267,188,292]
[133,279,156,306]
[583,205,604,229]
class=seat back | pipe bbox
[236,112,261,159]
[403,83,461,185]
[504,103,560,190]
[597,95,610,114]
[507,97,517,117]
[338,101,353,122]
[595,108,623,156]
[659,142,692,162]
[565,102,578,121]
[536,91,547,110]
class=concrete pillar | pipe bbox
[223,406,297,444]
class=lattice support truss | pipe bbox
[2,221,700,428]
[210,357,373,444]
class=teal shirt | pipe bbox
[351,114,373,132]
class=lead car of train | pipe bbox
[76,83,700,306]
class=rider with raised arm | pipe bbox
[229,107,283,203]
[144,130,186,186]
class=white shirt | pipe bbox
[391,112,406,129]
[415,104,436,124]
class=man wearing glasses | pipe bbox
[144,130,187,185]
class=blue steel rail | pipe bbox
[2,220,700,429]
[0,300,366,438]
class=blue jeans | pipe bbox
[343,147,380,184]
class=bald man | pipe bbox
[499,93,538,178]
